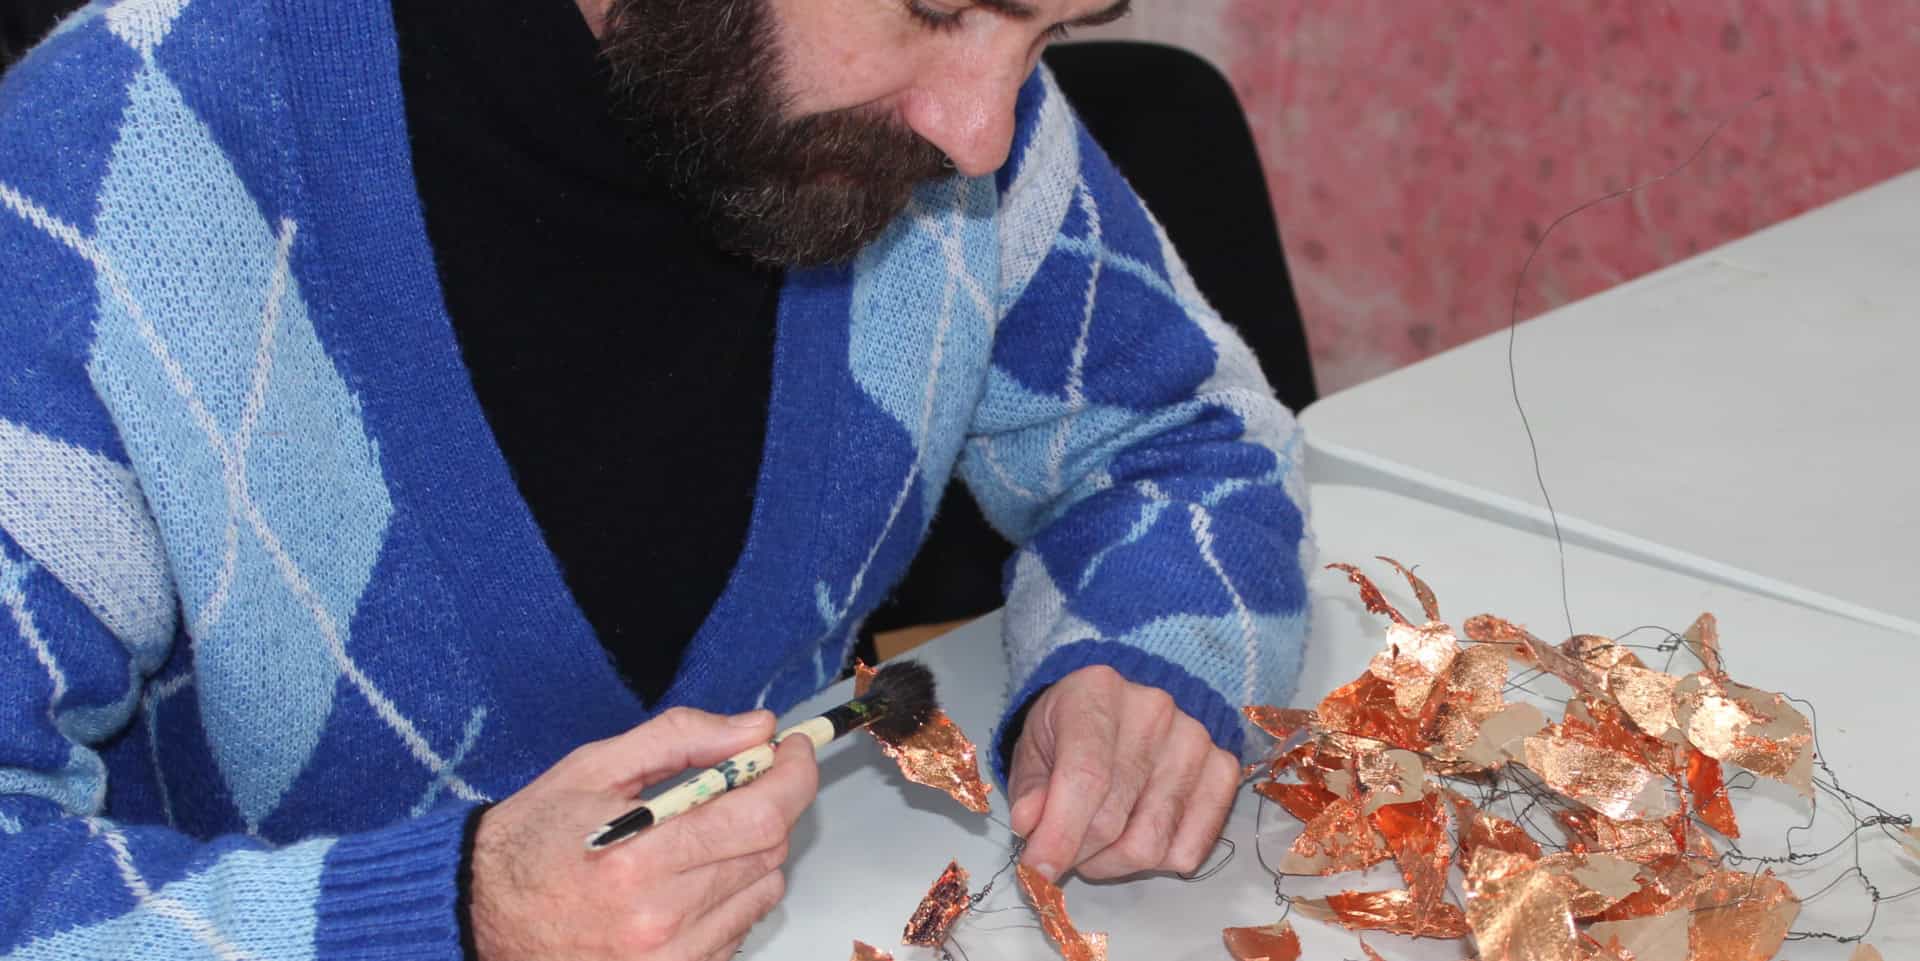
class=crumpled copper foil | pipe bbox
[1284,795,1394,875]
[1607,663,1681,740]
[1245,705,1317,742]
[1535,852,1642,918]
[1316,888,1471,938]
[1672,674,1813,795]
[1562,635,1642,692]
[1277,734,1395,794]
[1455,701,1549,771]
[1682,613,1725,679]
[1242,563,1888,961]
[1356,937,1390,961]
[1016,865,1107,961]
[1327,563,1410,625]
[1590,855,1710,922]
[1255,781,1339,822]
[1558,809,1682,861]
[1370,621,1462,717]
[1372,792,1450,909]
[1686,870,1798,961]
[901,860,970,948]
[1356,748,1426,812]
[1318,673,1424,751]
[1465,849,1583,961]
[1685,749,1740,839]
[1220,920,1302,961]
[854,662,992,813]
[1565,695,1686,779]
[1464,613,1545,655]
[1587,909,1689,961]
[1421,643,1510,759]
[1244,705,1318,778]
[1377,555,1444,622]
[1446,789,1543,861]
[850,941,895,961]
[1523,729,1664,821]
[1520,634,1614,699]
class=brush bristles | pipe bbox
[864,660,939,740]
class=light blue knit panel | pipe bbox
[2,836,333,961]
[1000,554,1304,754]
[847,174,1000,525]
[83,60,393,831]
[965,369,1260,537]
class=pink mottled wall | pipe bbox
[1082,2,1920,392]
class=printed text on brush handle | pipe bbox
[586,715,838,849]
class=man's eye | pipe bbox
[906,0,967,31]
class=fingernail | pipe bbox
[1034,862,1058,881]
[731,711,769,728]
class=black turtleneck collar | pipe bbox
[391,0,782,705]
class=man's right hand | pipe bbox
[471,707,818,961]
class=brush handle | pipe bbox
[586,715,838,850]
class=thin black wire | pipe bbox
[1504,92,1771,640]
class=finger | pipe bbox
[1065,687,1173,866]
[676,866,787,961]
[704,936,748,961]
[1019,699,1119,881]
[581,707,777,793]
[1007,730,1051,838]
[635,732,818,873]
[652,839,791,945]
[1075,717,1211,879]
[1164,748,1241,874]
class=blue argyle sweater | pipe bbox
[0,0,1311,957]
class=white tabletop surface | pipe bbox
[742,483,1918,960]
[1298,169,1920,636]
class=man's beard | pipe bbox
[600,0,953,267]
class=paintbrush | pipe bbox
[586,659,939,850]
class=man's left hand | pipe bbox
[1006,665,1241,881]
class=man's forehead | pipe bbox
[973,0,1133,28]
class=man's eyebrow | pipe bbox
[974,0,1133,27]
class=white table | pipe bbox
[743,483,1918,960]
[1299,169,1920,636]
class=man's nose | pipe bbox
[900,51,1028,178]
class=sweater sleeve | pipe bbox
[0,222,475,960]
[0,530,473,961]
[0,25,473,961]
[962,69,1314,781]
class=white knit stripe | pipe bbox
[143,673,192,827]
[238,492,484,802]
[234,220,295,455]
[191,515,238,640]
[1,558,68,713]
[191,219,293,639]
[977,435,1043,502]
[1187,504,1259,711]
[0,811,21,834]
[409,706,487,817]
[2,184,486,804]
[91,819,264,961]
[1046,182,1102,495]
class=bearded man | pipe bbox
[0,0,1311,957]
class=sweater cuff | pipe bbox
[314,801,476,961]
[992,640,1245,787]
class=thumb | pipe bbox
[596,706,776,793]
[1007,733,1051,838]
